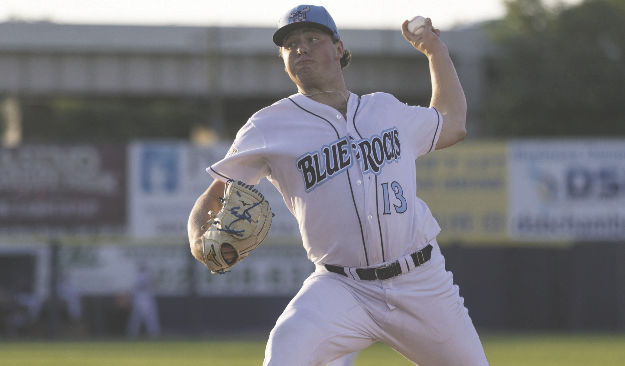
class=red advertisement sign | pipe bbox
[0,144,126,232]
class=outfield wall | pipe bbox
[1,241,624,337]
[149,242,625,334]
[2,139,625,336]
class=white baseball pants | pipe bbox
[262,240,489,366]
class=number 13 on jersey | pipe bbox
[381,181,407,215]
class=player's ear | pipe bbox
[335,40,344,59]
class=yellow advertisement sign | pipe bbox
[415,141,507,243]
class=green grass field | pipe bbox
[1,333,624,365]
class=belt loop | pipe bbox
[401,257,412,273]
[347,267,358,280]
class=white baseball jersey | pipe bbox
[208,92,442,268]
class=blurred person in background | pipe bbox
[4,278,42,336]
[57,272,82,323]
[126,264,161,338]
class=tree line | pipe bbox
[5,0,624,142]
[481,0,625,136]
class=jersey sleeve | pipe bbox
[207,121,270,185]
[386,94,443,158]
[418,106,443,156]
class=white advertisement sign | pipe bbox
[59,244,313,296]
[128,141,299,241]
[508,140,625,241]
[194,246,314,296]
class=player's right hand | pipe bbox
[401,18,444,58]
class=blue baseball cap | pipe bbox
[273,5,340,46]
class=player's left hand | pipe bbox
[401,18,444,57]
[191,180,273,274]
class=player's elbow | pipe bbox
[455,124,467,142]
[450,119,467,145]
[451,108,467,140]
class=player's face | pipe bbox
[280,28,343,87]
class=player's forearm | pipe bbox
[187,180,225,248]
[428,47,467,148]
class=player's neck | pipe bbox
[299,88,350,118]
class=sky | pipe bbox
[0,0,582,30]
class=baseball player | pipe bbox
[188,4,489,366]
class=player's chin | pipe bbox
[293,69,319,86]
[292,66,314,79]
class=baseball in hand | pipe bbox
[407,16,426,35]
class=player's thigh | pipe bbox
[263,273,374,366]
[390,310,488,366]
[325,351,358,366]
[384,260,488,365]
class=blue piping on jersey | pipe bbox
[374,174,386,262]
[209,166,232,181]
[288,96,370,266]
[350,97,387,263]
[429,107,441,153]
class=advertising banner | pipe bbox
[415,142,508,243]
[128,141,299,241]
[508,140,625,241]
[58,244,312,296]
[0,144,126,232]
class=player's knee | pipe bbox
[265,309,325,363]
[271,309,323,345]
